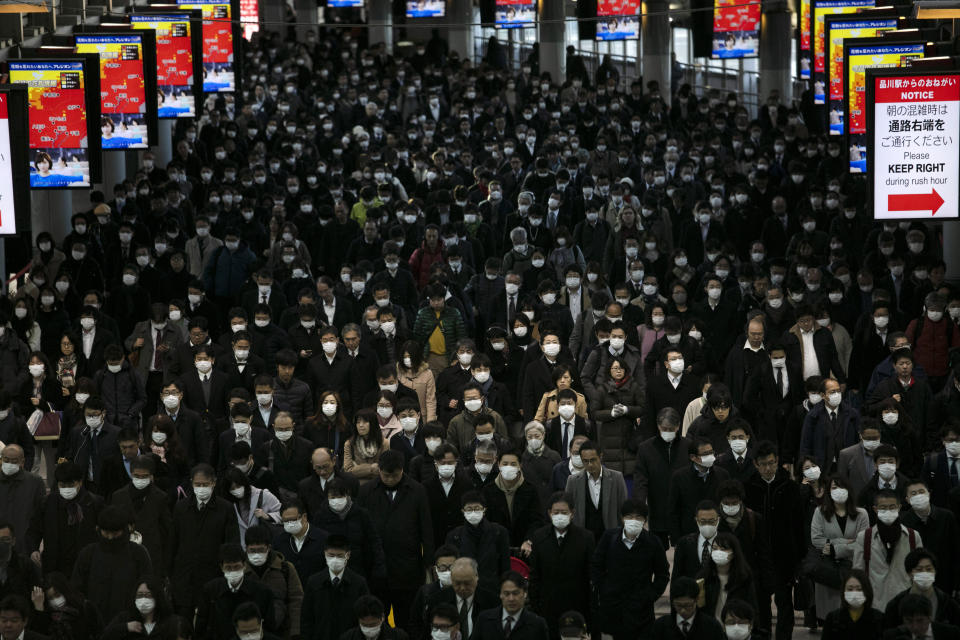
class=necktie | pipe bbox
[332,576,341,588]
[776,367,784,397]
[459,600,469,635]
[681,621,690,636]
[153,329,163,370]
[508,295,516,324]
[201,374,211,404]
[883,482,892,489]
[701,539,711,565]
[830,411,838,431]
[261,292,267,304]
[951,458,959,486]
[504,616,514,637]
[562,422,570,456]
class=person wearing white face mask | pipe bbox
[635,408,692,545]
[809,476,870,616]
[219,405,274,471]
[446,384,509,453]
[646,349,702,441]
[668,439,731,542]
[195,542,276,640]
[592,498,669,638]
[798,377,859,470]
[518,421,561,506]
[699,533,757,621]
[444,491,511,594]
[852,490,923,610]
[240,523,304,639]
[222,464,281,547]
[865,350,935,443]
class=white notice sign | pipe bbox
[872,73,960,220]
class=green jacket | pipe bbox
[412,305,466,356]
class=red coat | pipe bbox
[408,242,444,288]
[906,316,960,377]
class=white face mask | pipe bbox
[329,497,348,512]
[698,523,718,538]
[0,462,18,476]
[135,597,156,614]
[844,590,866,608]
[876,509,899,525]
[725,624,750,640]
[710,549,731,566]
[400,416,419,432]
[499,465,519,481]
[360,625,381,639]
[722,503,740,516]
[878,462,897,480]
[698,454,716,468]
[622,518,644,537]
[728,439,747,454]
[830,488,848,504]
[913,571,936,590]
[909,492,930,511]
[803,465,821,480]
[558,405,576,420]
[660,429,677,443]
[132,477,151,490]
[322,403,338,417]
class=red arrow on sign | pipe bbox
[888,189,945,217]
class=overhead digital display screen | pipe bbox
[812,0,876,103]
[406,0,444,17]
[130,13,198,118]
[0,92,22,234]
[8,60,94,188]
[845,40,925,172]
[824,16,897,129]
[328,0,363,6]
[496,0,536,28]
[712,0,760,58]
[597,0,640,40]
[74,34,149,149]
[239,0,258,38]
[176,0,236,92]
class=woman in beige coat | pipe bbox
[397,340,437,422]
[342,409,389,483]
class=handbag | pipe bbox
[27,407,62,441]
[801,546,848,589]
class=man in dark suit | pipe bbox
[692,274,739,369]
[781,306,847,384]
[922,422,960,509]
[76,306,118,375]
[242,269,288,320]
[799,377,861,471]
[344,325,381,412]
[526,492,594,638]
[592,499,670,638]
[297,448,359,519]
[217,330,266,392]
[481,446,545,549]
[723,317,769,404]
[273,499,327,584]
[519,330,580,423]
[194,543,276,640]
[742,344,804,446]
[670,501,720,582]
[109,455,173,578]
[644,350,702,441]
[166,317,225,380]
[308,328,355,413]
[57,397,120,496]
[667,438,730,541]
[251,376,283,432]
[97,427,141,499]
[214,404,273,471]
[715,420,758,486]
[315,276,356,332]
[422,444,473,548]
[413,555,498,640]
[745,440,806,640]
[259,411,313,502]
[356,450,434,631]
[179,345,231,443]
[159,379,210,464]
[472,571,550,640]
[300,534,370,640]
[544,412,590,459]
[857,444,910,523]
[635,407,692,547]
[650,576,726,639]
[717,479,775,594]
[361,366,420,410]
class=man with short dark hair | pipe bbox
[356,449,434,631]
[301,535,370,640]
[194,542,276,640]
[592,499,669,638]
[650,576,725,639]
[472,572,550,640]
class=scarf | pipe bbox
[355,435,381,460]
[614,371,632,389]
[494,472,524,518]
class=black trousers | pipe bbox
[757,583,795,640]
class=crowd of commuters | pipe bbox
[0,18,958,640]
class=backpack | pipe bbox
[862,525,917,574]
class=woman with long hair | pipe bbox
[397,340,437,422]
[373,390,401,441]
[342,409,389,483]
[809,475,869,619]
[101,575,179,639]
[144,414,191,494]
[303,390,350,459]
[697,532,758,619]
[220,467,281,546]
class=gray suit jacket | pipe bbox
[565,466,628,531]
[123,320,187,375]
[838,442,874,498]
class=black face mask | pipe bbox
[100,534,126,551]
